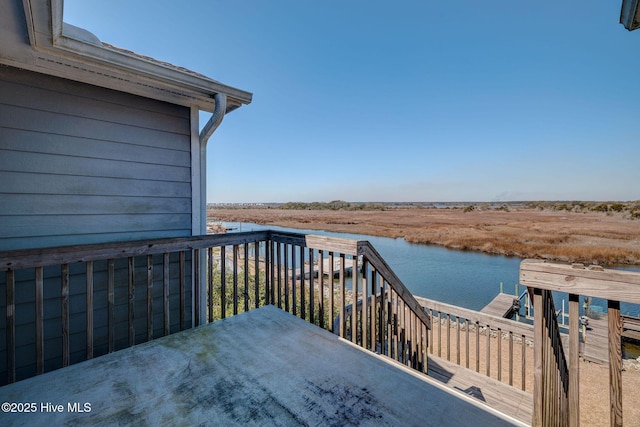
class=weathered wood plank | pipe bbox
[0,231,270,271]
[361,242,430,330]
[568,293,579,427]
[608,300,623,427]
[533,289,543,427]
[415,296,534,339]
[520,259,640,304]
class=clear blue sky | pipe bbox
[64,1,640,203]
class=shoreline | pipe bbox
[207,207,640,267]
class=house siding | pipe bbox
[0,65,192,251]
[0,65,195,384]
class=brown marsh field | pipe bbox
[208,204,640,266]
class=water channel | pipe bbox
[222,221,640,318]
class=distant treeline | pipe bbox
[523,201,640,218]
[280,200,386,211]
[209,200,640,218]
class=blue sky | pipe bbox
[64,1,640,203]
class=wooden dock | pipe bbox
[294,257,355,280]
[581,314,640,365]
[581,316,609,364]
[481,293,518,318]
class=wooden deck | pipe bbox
[0,306,527,426]
[481,293,518,318]
[428,355,533,425]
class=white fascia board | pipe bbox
[10,0,252,113]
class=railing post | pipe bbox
[533,288,544,427]
[608,300,623,427]
[568,293,580,427]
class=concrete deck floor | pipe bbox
[0,306,527,426]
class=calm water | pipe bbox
[222,222,640,317]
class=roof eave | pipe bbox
[10,0,252,113]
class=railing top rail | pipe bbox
[415,295,534,339]
[269,231,359,255]
[358,241,431,329]
[520,259,640,305]
[0,231,270,271]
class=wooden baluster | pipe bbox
[437,310,442,358]
[309,248,315,324]
[508,331,514,386]
[128,257,135,347]
[244,244,249,313]
[370,268,377,352]
[207,248,213,322]
[446,313,451,361]
[292,245,297,316]
[221,246,227,319]
[233,244,239,315]
[254,242,260,309]
[319,250,325,329]
[147,255,154,339]
[522,334,526,391]
[61,263,69,367]
[361,258,368,347]
[351,255,358,344]
[456,315,461,365]
[328,252,335,333]
[193,248,200,327]
[300,246,306,320]
[284,244,289,313]
[429,309,434,355]
[180,251,185,331]
[466,318,470,369]
[107,259,114,353]
[36,267,44,371]
[86,262,93,360]
[163,253,170,335]
[475,321,480,373]
[497,328,502,382]
[486,324,491,377]
[339,253,345,338]
[6,270,15,383]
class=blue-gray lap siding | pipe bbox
[0,64,192,250]
[0,65,194,384]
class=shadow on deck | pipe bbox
[0,306,526,426]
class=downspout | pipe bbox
[198,92,227,234]
[195,93,226,326]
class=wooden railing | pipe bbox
[416,296,534,392]
[0,231,430,385]
[520,260,640,427]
